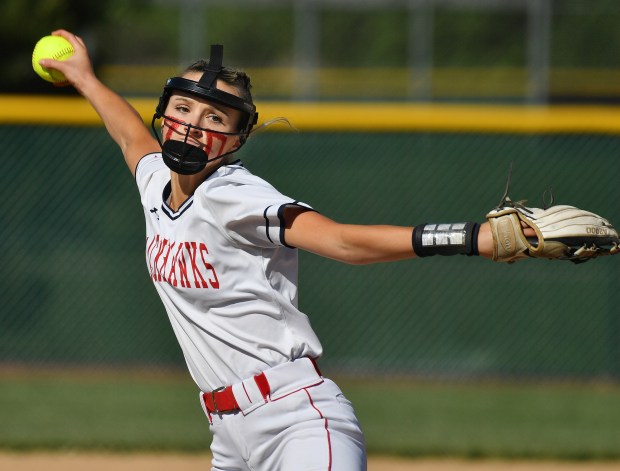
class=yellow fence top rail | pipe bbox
[1,95,619,134]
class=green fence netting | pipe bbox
[2,126,619,380]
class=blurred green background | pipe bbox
[1,0,620,461]
[4,0,620,102]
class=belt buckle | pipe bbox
[211,386,225,416]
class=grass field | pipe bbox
[1,369,619,461]
[2,452,620,471]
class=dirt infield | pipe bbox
[1,453,619,471]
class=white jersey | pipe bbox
[135,153,323,392]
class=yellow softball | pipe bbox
[32,35,74,83]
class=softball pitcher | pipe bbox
[39,29,618,471]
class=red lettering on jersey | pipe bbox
[175,246,191,288]
[199,243,220,289]
[160,239,174,282]
[146,235,220,290]
[185,241,209,288]
[153,238,169,282]
[161,241,176,285]
[148,236,164,281]
[146,235,159,276]
[166,242,179,287]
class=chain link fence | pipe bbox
[2,125,618,380]
[1,0,619,380]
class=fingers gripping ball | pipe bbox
[32,36,74,83]
[486,198,620,264]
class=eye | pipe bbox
[206,113,224,125]
[175,104,190,114]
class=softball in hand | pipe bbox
[32,35,74,83]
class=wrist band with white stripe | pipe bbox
[412,222,480,257]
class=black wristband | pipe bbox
[412,222,480,257]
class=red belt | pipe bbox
[202,358,321,415]
[202,371,270,414]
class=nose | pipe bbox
[186,121,203,138]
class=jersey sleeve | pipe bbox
[204,173,314,249]
[134,153,167,196]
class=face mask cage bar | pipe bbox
[158,113,250,138]
[150,113,252,174]
[155,77,258,135]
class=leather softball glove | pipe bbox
[486,198,619,263]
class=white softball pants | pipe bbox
[205,378,367,470]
